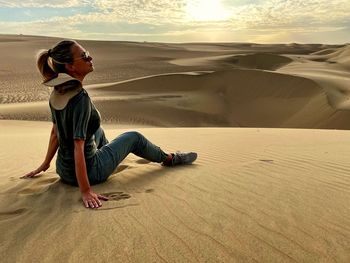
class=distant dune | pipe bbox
[226,53,293,70]
[1,34,349,129]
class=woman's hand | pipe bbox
[82,190,109,209]
[21,163,50,179]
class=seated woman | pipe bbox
[22,40,197,209]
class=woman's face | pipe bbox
[67,43,94,79]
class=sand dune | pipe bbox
[311,48,339,56]
[226,53,293,70]
[308,45,350,67]
[1,121,350,262]
[278,45,350,112]
[326,45,350,69]
[2,68,350,128]
[1,35,349,129]
[0,34,343,104]
[89,69,325,127]
[170,53,292,70]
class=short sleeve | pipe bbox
[72,94,91,140]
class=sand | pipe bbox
[1,34,350,262]
[1,121,350,262]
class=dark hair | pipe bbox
[37,40,76,82]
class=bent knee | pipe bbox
[122,131,143,142]
[123,131,141,137]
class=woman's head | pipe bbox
[37,40,93,83]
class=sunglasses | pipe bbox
[74,51,91,61]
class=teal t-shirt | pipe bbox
[49,88,101,182]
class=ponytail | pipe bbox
[36,40,76,83]
[36,50,58,83]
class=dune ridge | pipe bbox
[225,53,293,70]
[2,68,350,128]
[1,35,350,129]
[278,45,350,112]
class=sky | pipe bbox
[0,0,350,43]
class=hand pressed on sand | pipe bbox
[21,163,50,179]
[82,190,109,209]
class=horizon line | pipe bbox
[0,33,348,46]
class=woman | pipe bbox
[22,40,197,209]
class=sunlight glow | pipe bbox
[186,0,231,22]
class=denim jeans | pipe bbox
[84,127,168,185]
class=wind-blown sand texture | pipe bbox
[1,35,350,262]
[1,121,350,262]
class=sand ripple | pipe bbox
[1,124,350,262]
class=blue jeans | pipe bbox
[84,127,168,185]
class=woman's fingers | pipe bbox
[20,172,31,178]
[82,192,108,209]
[89,200,96,208]
[28,171,37,177]
[21,166,46,178]
[84,199,102,209]
[20,171,36,178]
[97,194,109,201]
[92,199,98,208]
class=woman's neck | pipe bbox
[70,73,85,82]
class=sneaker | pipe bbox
[163,152,198,166]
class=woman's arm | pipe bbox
[74,139,108,209]
[44,123,59,165]
[21,123,59,178]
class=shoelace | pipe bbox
[174,152,191,164]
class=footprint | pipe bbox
[259,159,274,163]
[101,192,131,201]
[136,159,151,164]
[115,165,129,173]
[0,208,27,221]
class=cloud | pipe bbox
[1,0,350,43]
[0,20,78,37]
[90,0,187,24]
[0,0,88,8]
[230,0,350,29]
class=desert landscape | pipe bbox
[1,34,350,262]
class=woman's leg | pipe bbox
[95,131,169,181]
